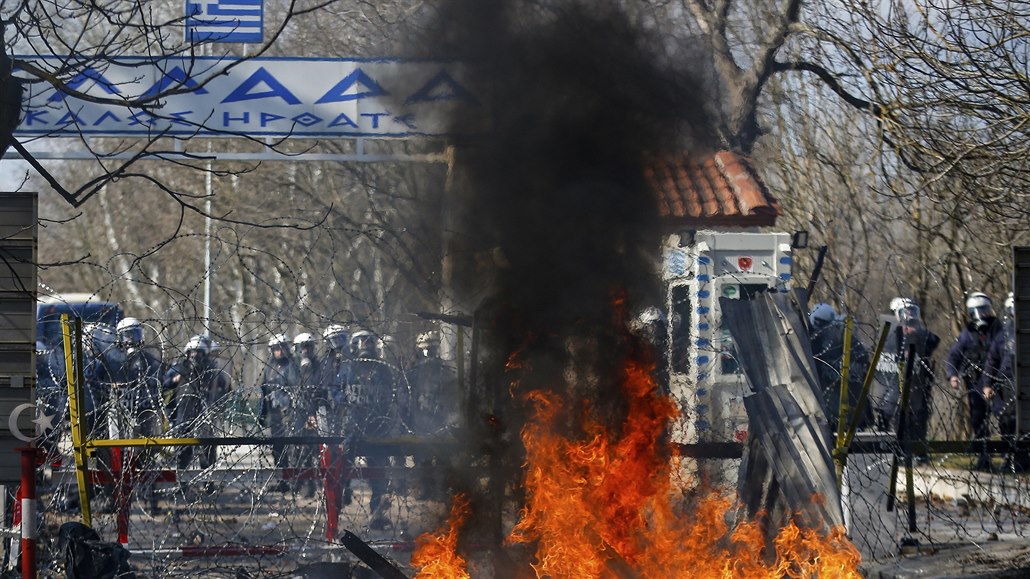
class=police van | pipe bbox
[36,292,123,350]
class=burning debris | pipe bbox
[412,306,861,577]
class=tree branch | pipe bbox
[771,59,883,116]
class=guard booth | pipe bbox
[644,151,790,471]
[0,192,38,572]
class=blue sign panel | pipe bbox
[186,0,263,44]
[15,57,478,138]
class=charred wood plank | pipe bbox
[339,530,408,579]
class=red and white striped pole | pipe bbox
[18,447,37,579]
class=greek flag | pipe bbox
[186,0,264,43]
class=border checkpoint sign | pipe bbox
[15,56,479,139]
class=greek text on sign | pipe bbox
[15,56,477,138]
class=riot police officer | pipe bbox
[113,317,163,439]
[318,325,350,432]
[407,330,460,500]
[981,294,1023,471]
[163,335,230,470]
[82,323,122,508]
[407,331,459,437]
[113,317,163,513]
[292,332,321,496]
[259,333,301,485]
[318,324,351,510]
[808,303,871,432]
[344,329,397,529]
[947,292,1002,470]
[81,323,119,439]
[888,299,940,464]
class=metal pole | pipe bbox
[805,245,829,299]
[901,345,918,532]
[18,447,37,579]
[836,315,854,448]
[339,530,407,579]
[456,327,465,421]
[203,145,213,337]
[887,343,917,534]
[202,39,213,338]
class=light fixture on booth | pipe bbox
[791,230,809,249]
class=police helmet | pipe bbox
[966,292,994,321]
[116,317,145,347]
[268,333,290,350]
[1005,293,1014,318]
[350,329,377,357]
[889,297,909,314]
[636,306,664,327]
[185,334,212,355]
[379,334,395,355]
[322,324,349,351]
[87,323,117,352]
[808,303,836,329]
[895,299,921,327]
[293,332,316,354]
[638,307,662,325]
[416,330,440,350]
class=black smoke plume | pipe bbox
[416,0,716,552]
[430,0,713,411]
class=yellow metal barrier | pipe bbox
[834,320,891,487]
[61,315,93,527]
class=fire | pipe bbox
[412,320,862,577]
[506,350,680,576]
[412,493,473,578]
[508,338,861,577]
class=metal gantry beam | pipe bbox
[3,136,451,163]
[3,150,449,163]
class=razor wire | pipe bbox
[12,138,1023,579]
[798,280,1030,566]
[663,258,1027,567]
[25,315,473,578]
[18,271,1030,572]
[20,248,1027,579]
[21,270,1027,577]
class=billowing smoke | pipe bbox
[429,0,713,413]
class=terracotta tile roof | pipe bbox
[645,150,781,227]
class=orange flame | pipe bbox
[502,338,862,577]
[412,493,473,579]
[415,308,862,577]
